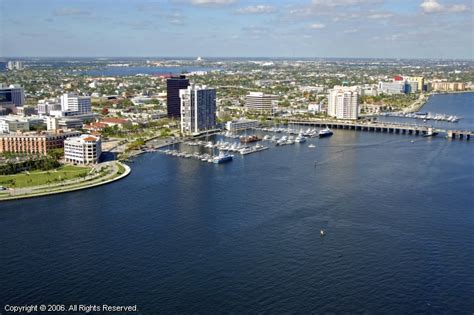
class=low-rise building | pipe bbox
[0,117,30,134]
[225,119,259,132]
[64,134,102,164]
[0,131,80,154]
[431,82,466,92]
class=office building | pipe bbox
[378,81,406,94]
[167,75,189,118]
[0,117,30,134]
[245,92,278,112]
[180,85,216,135]
[327,87,359,120]
[225,119,259,132]
[404,76,424,91]
[431,82,466,92]
[64,134,102,165]
[0,84,25,114]
[0,131,80,154]
[60,93,92,114]
[37,99,61,115]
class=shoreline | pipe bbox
[0,161,131,202]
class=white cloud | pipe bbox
[235,5,277,14]
[420,0,469,13]
[312,0,382,7]
[309,23,326,29]
[190,0,236,6]
[367,12,393,19]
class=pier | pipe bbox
[282,119,472,140]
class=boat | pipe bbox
[263,135,271,141]
[320,229,326,237]
[240,135,261,143]
[212,151,233,163]
[318,127,334,138]
[308,144,316,148]
[295,134,306,143]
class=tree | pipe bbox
[102,107,109,115]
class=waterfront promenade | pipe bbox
[0,161,131,201]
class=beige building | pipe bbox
[0,131,80,154]
[245,92,279,112]
[404,76,424,91]
[431,82,466,92]
[328,87,359,120]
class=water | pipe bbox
[1,94,473,313]
[82,66,218,77]
[378,92,474,130]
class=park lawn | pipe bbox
[0,165,91,189]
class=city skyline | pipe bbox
[1,0,472,59]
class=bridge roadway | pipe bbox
[283,119,473,140]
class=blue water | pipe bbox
[378,92,474,130]
[1,94,473,313]
[82,66,218,76]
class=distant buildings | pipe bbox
[245,92,278,112]
[7,61,24,71]
[60,93,92,114]
[37,99,61,116]
[0,116,29,134]
[64,134,102,164]
[431,82,466,92]
[167,75,189,118]
[378,81,406,94]
[180,85,216,135]
[404,76,424,91]
[327,87,359,120]
[0,84,25,114]
[0,131,80,154]
[225,119,259,132]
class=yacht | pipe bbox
[295,134,306,143]
[308,144,316,148]
[318,127,334,138]
[212,151,233,164]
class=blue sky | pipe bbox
[1,0,472,59]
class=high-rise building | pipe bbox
[60,93,92,114]
[404,76,424,91]
[180,85,216,135]
[327,87,359,120]
[167,75,189,118]
[7,61,24,71]
[245,92,278,112]
[0,84,25,114]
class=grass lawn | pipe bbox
[0,165,91,189]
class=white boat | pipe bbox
[308,144,316,148]
[295,134,306,143]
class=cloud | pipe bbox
[309,23,326,29]
[189,0,236,6]
[311,0,382,7]
[53,8,91,16]
[367,12,393,19]
[235,5,277,14]
[420,0,469,13]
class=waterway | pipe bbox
[83,66,218,76]
[0,93,473,313]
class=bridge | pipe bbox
[282,119,472,140]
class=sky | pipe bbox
[0,0,472,59]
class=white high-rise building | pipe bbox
[327,87,359,120]
[180,85,216,135]
[60,93,92,114]
[64,134,102,165]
